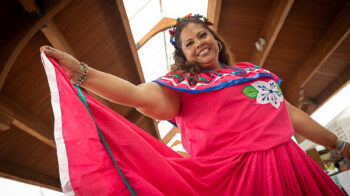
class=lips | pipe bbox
[197,47,210,57]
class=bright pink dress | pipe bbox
[41,53,344,195]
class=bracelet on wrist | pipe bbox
[71,62,88,86]
[333,139,347,157]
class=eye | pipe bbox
[185,41,193,47]
[200,32,207,38]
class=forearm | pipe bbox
[80,67,144,107]
[287,102,337,148]
[40,45,180,118]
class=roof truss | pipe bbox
[250,0,294,67]
[283,1,350,105]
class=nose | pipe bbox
[196,40,203,48]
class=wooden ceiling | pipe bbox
[0,0,349,191]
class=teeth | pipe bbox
[198,48,209,56]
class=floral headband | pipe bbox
[168,13,214,50]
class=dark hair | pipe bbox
[170,17,235,83]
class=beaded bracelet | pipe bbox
[339,142,346,154]
[336,140,344,151]
[336,142,347,157]
[71,62,88,86]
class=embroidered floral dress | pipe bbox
[41,53,344,196]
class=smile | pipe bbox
[197,48,210,57]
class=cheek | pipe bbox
[183,48,196,60]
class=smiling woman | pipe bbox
[180,23,221,70]
[40,13,348,195]
[169,15,234,83]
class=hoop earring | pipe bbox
[218,42,223,51]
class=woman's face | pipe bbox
[179,23,221,71]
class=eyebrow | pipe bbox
[184,30,206,45]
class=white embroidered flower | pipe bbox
[250,80,283,109]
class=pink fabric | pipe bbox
[42,54,344,195]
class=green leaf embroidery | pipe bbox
[242,86,258,99]
[276,82,283,94]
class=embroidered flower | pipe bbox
[242,80,283,109]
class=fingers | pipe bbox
[40,45,50,52]
[40,45,63,59]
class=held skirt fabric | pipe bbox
[41,53,344,195]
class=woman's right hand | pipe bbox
[40,46,80,78]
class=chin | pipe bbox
[199,60,216,67]
[199,64,215,70]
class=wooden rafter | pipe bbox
[293,134,305,144]
[309,65,350,114]
[207,0,222,30]
[0,94,55,148]
[0,0,71,91]
[115,0,145,82]
[18,0,39,14]
[0,159,61,191]
[169,140,182,149]
[136,17,175,50]
[115,0,161,140]
[0,112,11,131]
[176,151,188,157]
[41,20,76,56]
[283,1,350,105]
[250,0,294,67]
[125,108,144,125]
[162,127,180,145]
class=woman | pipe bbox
[41,14,349,195]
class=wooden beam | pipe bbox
[162,127,180,145]
[169,140,182,149]
[300,97,317,107]
[115,0,161,140]
[136,17,176,50]
[316,70,338,78]
[125,108,144,125]
[296,88,305,108]
[0,94,55,148]
[0,112,12,131]
[115,0,145,82]
[41,20,76,57]
[0,0,71,91]
[207,0,222,30]
[18,0,40,14]
[316,66,350,107]
[293,134,305,144]
[0,159,61,191]
[176,151,188,157]
[283,1,350,105]
[250,0,294,67]
[308,66,350,114]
